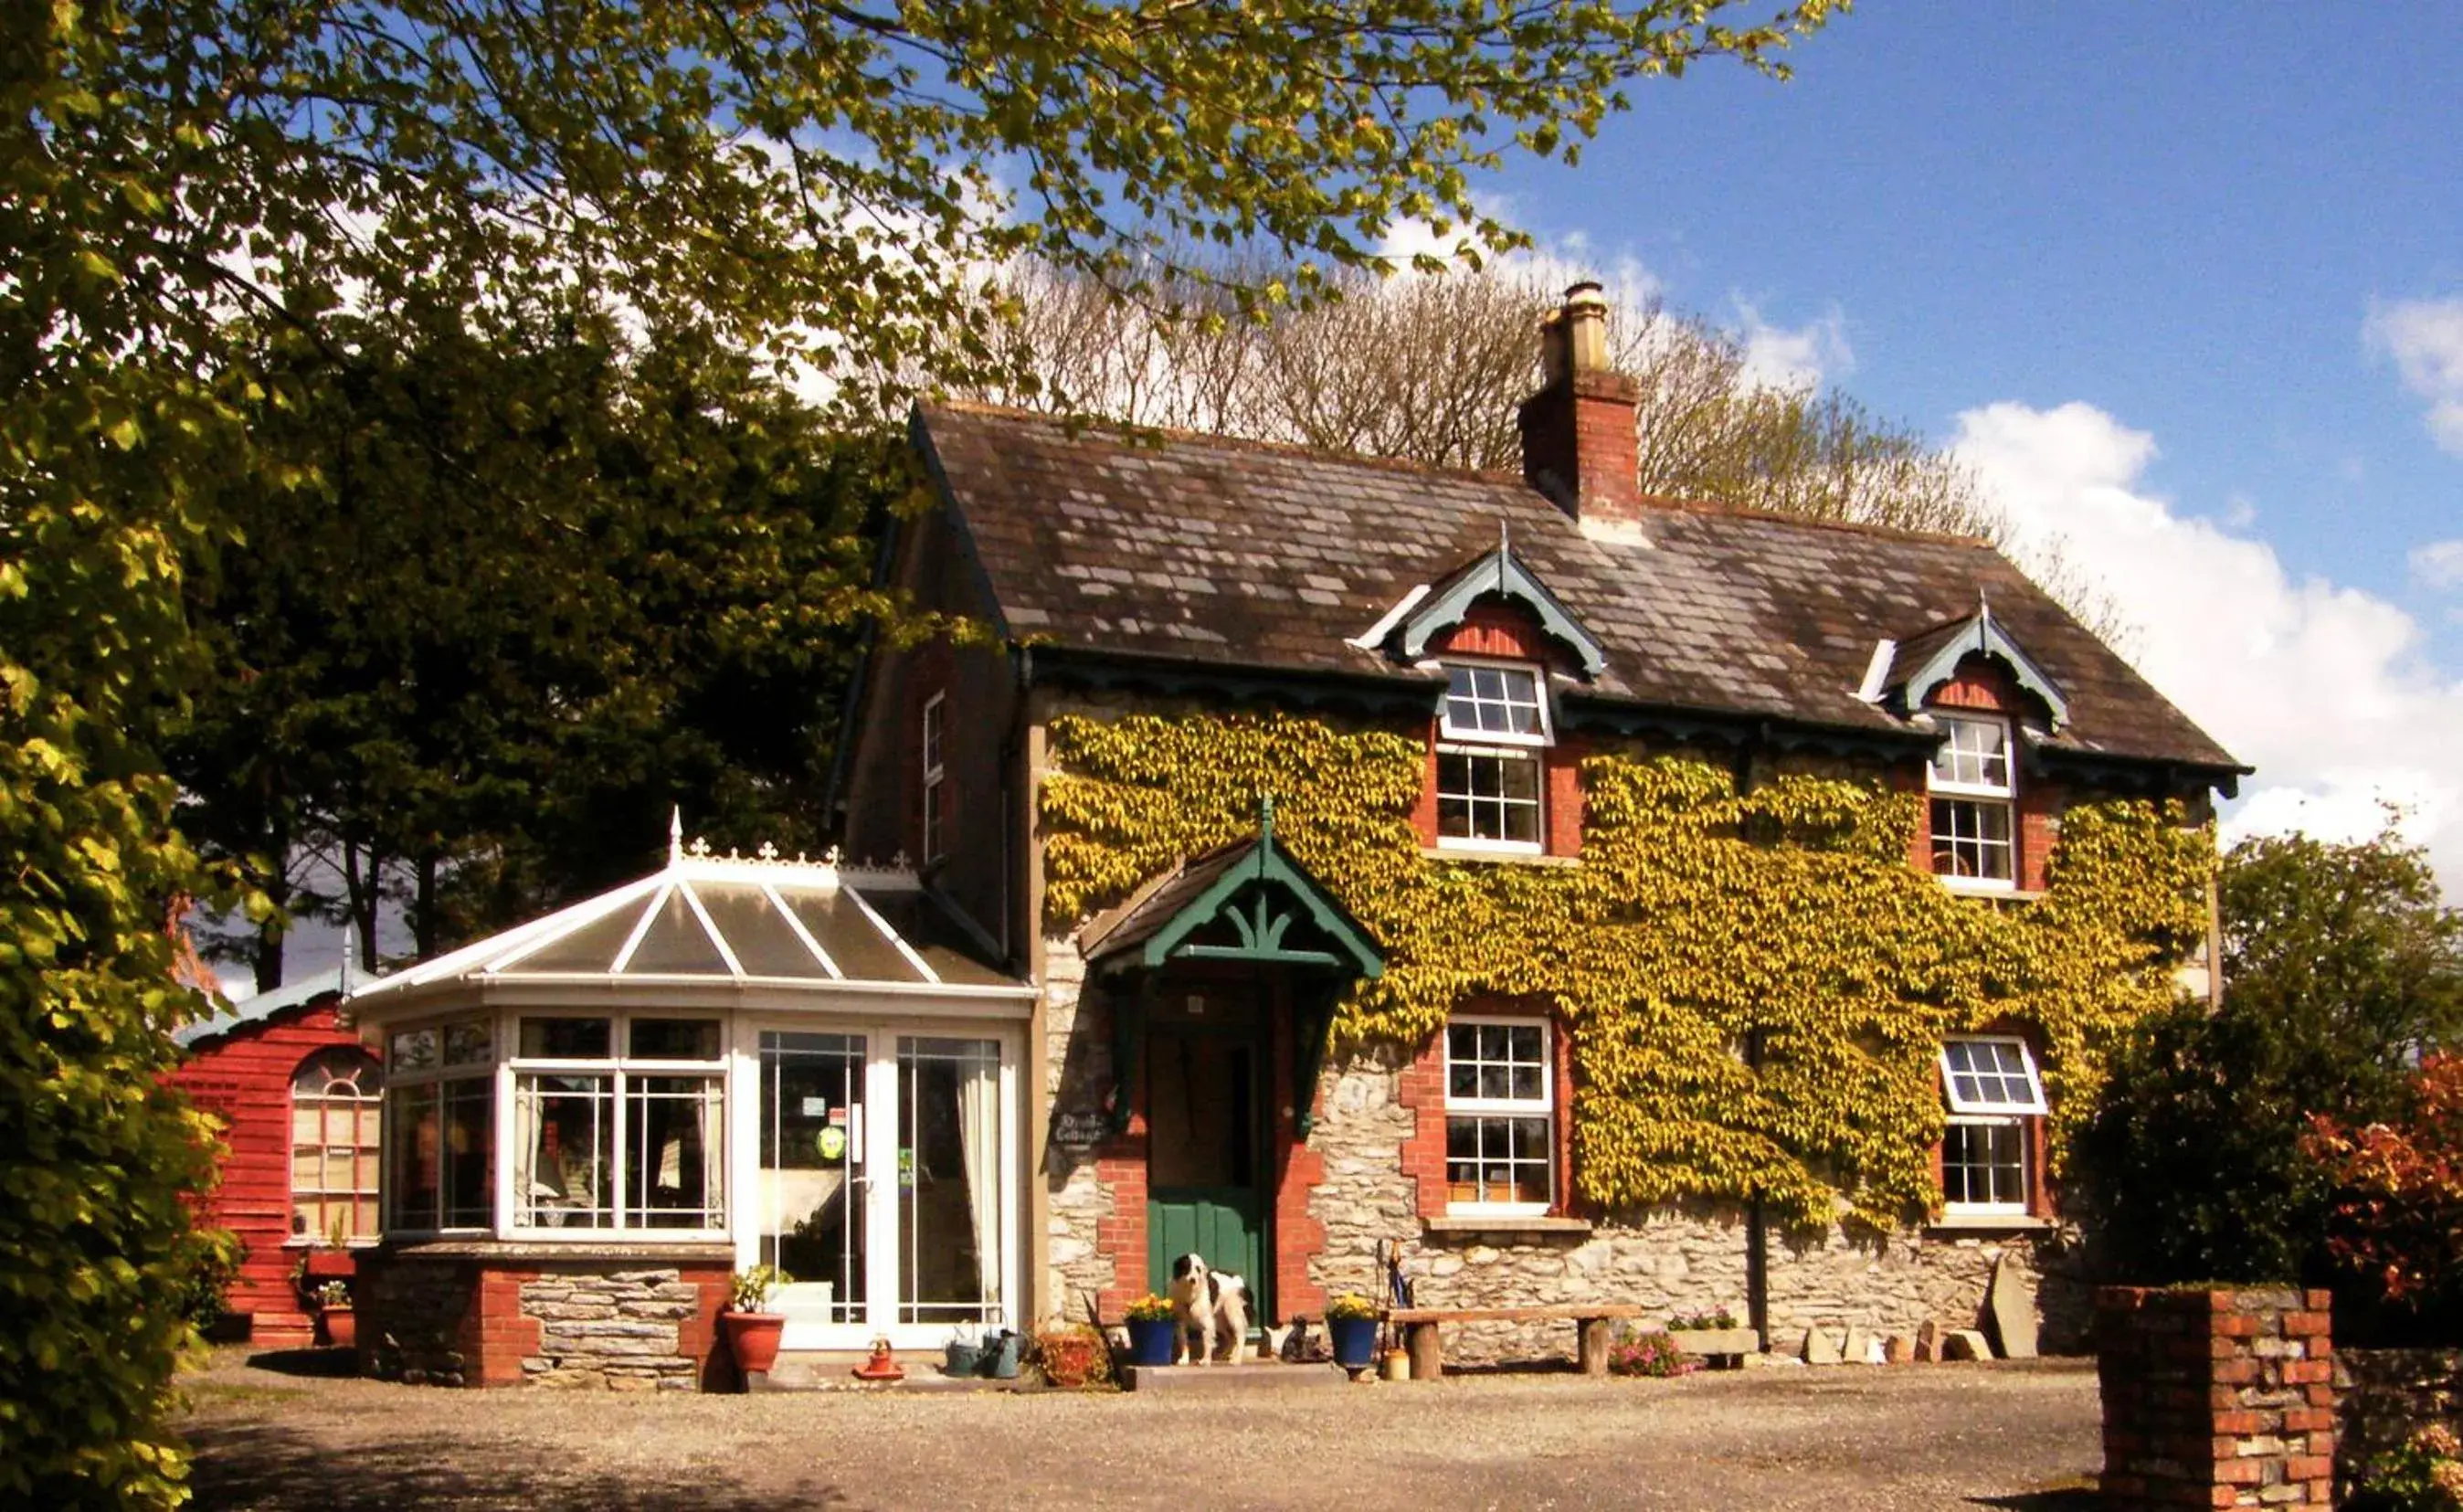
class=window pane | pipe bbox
[521,1017,612,1059]
[628,1074,726,1230]
[390,1028,439,1073]
[1448,1063,1478,1098]
[516,1073,614,1229]
[629,1018,722,1061]
[1510,1064,1541,1100]
[1479,1064,1508,1099]
[443,1020,493,1067]
[388,1083,439,1228]
[442,1078,493,1227]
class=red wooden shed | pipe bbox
[174,968,383,1347]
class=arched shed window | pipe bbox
[292,1046,384,1242]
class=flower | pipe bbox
[1124,1294,1177,1323]
[1325,1293,1379,1322]
[2419,1423,2462,1460]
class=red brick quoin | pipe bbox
[2096,1286,2337,1507]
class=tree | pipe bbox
[16,0,1839,1494]
[173,311,904,980]
[972,259,2132,643]
[2073,825,2463,1290]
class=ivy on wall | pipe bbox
[1041,710,2214,1232]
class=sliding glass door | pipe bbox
[752,1023,1016,1350]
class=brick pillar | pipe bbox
[2097,1285,2337,1507]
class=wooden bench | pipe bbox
[1387,1305,1658,1380]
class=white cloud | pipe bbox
[2413,539,2463,591]
[2367,296,2463,456]
[1953,399,2463,890]
[1732,299,1852,394]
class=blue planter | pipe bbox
[1329,1316,1379,1370]
[1126,1317,1178,1367]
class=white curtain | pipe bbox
[697,1078,726,1226]
[513,1079,544,1225]
[954,1048,1001,1311]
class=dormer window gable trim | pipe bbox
[1894,605,2071,732]
[1389,539,1609,680]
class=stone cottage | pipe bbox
[832,284,2246,1362]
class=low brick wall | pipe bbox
[2339,1347,2463,1502]
[359,1242,732,1390]
[2096,1285,2336,1507]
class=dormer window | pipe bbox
[1928,713,2014,888]
[1436,662,1548,851]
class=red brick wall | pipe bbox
[1517,371,1643,524]
[172,999,375,1346]
[1092,1130,1149,1323]
[1916,657,2062,893]
[1397,1002,1578,1219]
[1269,986,1327,1319]
[1412,608,1587,858]
[2097,1286,2337,1507]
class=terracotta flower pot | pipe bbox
[320,1305,357,1350]
[302,1250,358,1280]
[722,1311,787,1378]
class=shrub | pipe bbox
[174,1230,247,1331]
[1324,1293,1379,1321]
[1608,1330,1695,1378]
[1030,1325,1113,1390]
[2308,1054,2463,1320]
[1668,1308,1738,1331]
[2352,1424,2463,1512]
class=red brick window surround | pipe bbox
[1937,1033,2050,1219]
[1926,711,2017,891]
[1432,660,1551,855]
[1401,1003,1580,1221]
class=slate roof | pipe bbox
[1079,840,1258,966]
[914,402,2242,775]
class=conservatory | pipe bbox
[344,828,1036,1386]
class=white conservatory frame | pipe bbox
[348,823,1039,1351]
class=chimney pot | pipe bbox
[1518,280,1641,531]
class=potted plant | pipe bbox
[1123,1294,1178,1366]
[312,1280,356,1349]
[1325,1293,1380,1371]
[722,1264,790,1380]
[1029,1324,1112,1390]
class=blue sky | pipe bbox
[1475,3,2463,881]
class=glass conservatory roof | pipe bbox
[348,828,1025,1015]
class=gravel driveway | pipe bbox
[180,1350,2101,1511]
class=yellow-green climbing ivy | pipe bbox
[1041,711,2215,1233]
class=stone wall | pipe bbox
[519,1270,718,1390]
[2338,1347,2463,1502]
[1041,937,1132,1320]
[2096,1285,2336,1508]
[362,1252,477,1386]
[1040,975,2078,1361]
[359,1244,730,1390]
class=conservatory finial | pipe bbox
[669,807,684,865]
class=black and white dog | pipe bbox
[1167,1252,1251,1366]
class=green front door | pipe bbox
[1145,990,1268,1314]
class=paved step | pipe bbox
[1120,1362,1349,1393]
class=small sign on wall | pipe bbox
[1052,1110,1109,1149]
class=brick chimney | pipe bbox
[1517,281,1642,530]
